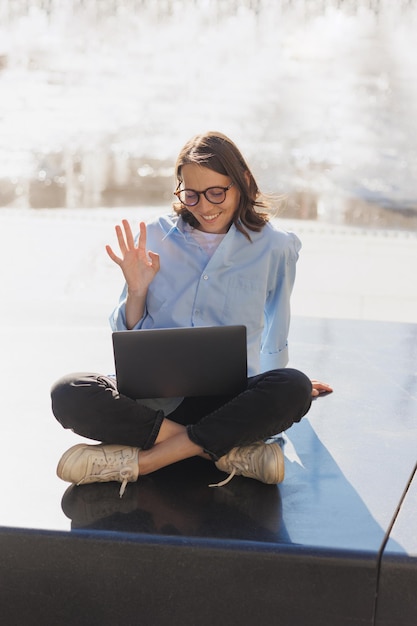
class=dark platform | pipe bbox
[1,317,416,625]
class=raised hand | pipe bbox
[106,220,160,295]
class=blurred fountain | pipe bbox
[0,0,416,229]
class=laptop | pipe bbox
[112,325,247,399]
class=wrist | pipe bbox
[127,287,148,299]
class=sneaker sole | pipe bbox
[269,443,285,483]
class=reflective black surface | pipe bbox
[60,458,287,541]
[1,317,417,550]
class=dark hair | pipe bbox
[173,131,270,240]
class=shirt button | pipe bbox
[203,274,209,280]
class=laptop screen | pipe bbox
[112,325,247,399]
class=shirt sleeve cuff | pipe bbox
[260,345,289,372]
[110,304,147,331]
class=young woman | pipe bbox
[52,131,332,497]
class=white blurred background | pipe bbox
[1,0,417,229]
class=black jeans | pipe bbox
[51,368,312,460]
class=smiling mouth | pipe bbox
[201,212,221,221]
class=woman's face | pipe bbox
[179,164,240,234]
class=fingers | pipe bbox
[111,220,136,252]
[311,379,333,389]
[115,224,128,254]
[311,379,333,398]
[122,219,136,250]
[105,244,121,265]
[109,220,143,255]
[137,221,147,250]
[114,220,147,252]
[148,251,160,273]
[106,220,159,276]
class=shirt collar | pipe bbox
[162,214,187,241]
[162,214,242,241]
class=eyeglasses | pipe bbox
[174,182,234,207]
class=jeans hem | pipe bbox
[186,425,219,461]
[143,410,165,450]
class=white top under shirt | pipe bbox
[184,223,226,258]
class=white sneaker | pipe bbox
[210,441,285,487]
[57,443,140,497]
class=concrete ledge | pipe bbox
[0,527,377,626]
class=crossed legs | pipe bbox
[52,368,312,490]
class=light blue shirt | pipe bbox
[110,214,301,412]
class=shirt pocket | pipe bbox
[223,276,265,327]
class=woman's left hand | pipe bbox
[311,379,333,397]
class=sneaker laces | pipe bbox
[209,468,237,488]
[209,443,261,488]
[208,441,284,487]
[77,466,135,498]
[119,470,131,498]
